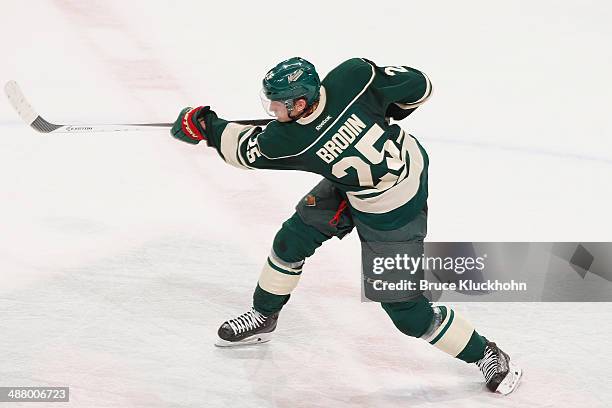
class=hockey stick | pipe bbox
[4,80,273,134]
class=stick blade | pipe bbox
[4,80,62,133]
[5,80,38,125]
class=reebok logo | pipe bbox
[315,115,333,131]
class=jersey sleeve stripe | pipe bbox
[219,122,255,169]
[236,127,257,169]
[394,71,433,110]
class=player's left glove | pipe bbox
[171,106,210,144]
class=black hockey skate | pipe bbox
[215,308,279,347]
[476,341,522,395]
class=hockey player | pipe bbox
[170,57,522,394]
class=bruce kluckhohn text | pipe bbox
[372,279,528,292]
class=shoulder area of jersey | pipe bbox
[324,58,374,82]
[255,119,307,160]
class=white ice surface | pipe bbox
[1,0,611,407]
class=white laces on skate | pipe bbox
[476,342,523,395]
[226,308,267,335]
[477,343,509,384]
[477,346,499,383]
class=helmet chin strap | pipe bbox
[284,99,304,120]
[286,98,318,121]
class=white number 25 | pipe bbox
[331,123,404,188]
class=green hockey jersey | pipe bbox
[203,58,432,230]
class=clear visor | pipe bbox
[259,89,296,118]
[259,89,277,117]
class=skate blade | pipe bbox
[495,362,523,395]
[214,332,273,348]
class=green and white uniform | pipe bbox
[204,58,431,231]
[203,58,487,363]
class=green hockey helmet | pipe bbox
[261,57,321,117]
